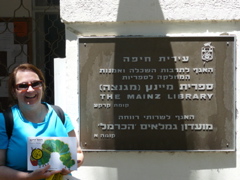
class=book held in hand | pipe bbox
[27,137,77,171]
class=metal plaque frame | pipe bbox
[79,36,236,151]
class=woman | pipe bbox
[0,63,84,179]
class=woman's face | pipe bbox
[14,70,43,107]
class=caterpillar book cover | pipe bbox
[27,137,77,171]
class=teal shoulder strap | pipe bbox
[3,104,65,139]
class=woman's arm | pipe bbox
[0,149,28,180]
[59,130,84,175]
[0,149,61,180]
[68,130,84,167]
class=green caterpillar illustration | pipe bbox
[30,139,75,169]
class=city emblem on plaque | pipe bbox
[201,42,215,65]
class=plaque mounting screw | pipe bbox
[84,142,87,146]
[226,143,229,147]
[227,42,229,46]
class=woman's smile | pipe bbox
[15,70,43,106]
[25,94,37,99]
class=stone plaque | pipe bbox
[79,36,235,151]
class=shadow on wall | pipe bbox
[77,1,237,180]
[114,0,186,151]
[117,0,164,21]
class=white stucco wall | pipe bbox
[60,0,240,22]
[59,0,240,180]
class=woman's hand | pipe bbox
[77,151,84,167]
[59,152,83,175]
[27,165,61,180]
[59,168,71,175]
